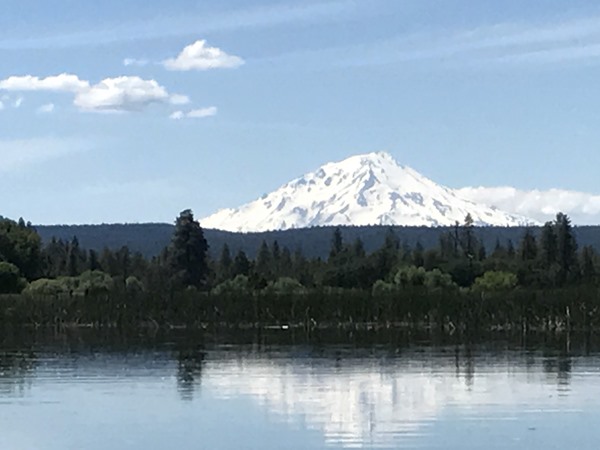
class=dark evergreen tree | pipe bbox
[555,213,579,284]
[88,249,100,271]
[232,250,251,277]
[372,228,399,280]
[168,209,209,289]
[218,244,233,282]
[279,246,293,278]
[539,221,558,267]
[329,227,343,260]
[506,240,516,259]
[100,247,119,277]
[580,245,597,284]
[255,240,272,280]
[460,213,477,258]
[66,236,84,277]
[352,238,366,258]
[519,228,537,261]
[412,242,425,267]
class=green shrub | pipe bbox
[0,262,26,293]
[473,271,518,292]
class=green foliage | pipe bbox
[74,270,114,295]
[423,268,456,289]
[0,262,26,293]
[394,265,426,287]
[211,274,252,296]
[125,276,145,294]
[24,278,67,296]
[371,279,396,295]
[23,270,113,297]
[0,217,42,280]
[265,277,306,295]
[472,271,518,292]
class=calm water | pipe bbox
[1,330,600,449]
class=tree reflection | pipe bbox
[0,350,36,396]
[542,353,572,391]
[176,346,206,401]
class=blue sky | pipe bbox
[1,0,600,224]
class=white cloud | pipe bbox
[457,186,600,225]
[74,76,176,112]
[0,137,84,172]
[163,40,244,71]
[170,106,217,120]
[169,94,190,105]
[0,100,4,110]
[0,73,188,112]
[123,58,150,67]
[188,106,218,118]
[36,103,55,114]
[0,73,89,92]
[13,96,23,108]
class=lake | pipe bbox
[1,329,599,449]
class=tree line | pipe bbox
[1,210,599,331]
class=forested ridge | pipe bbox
[2,210,600,332]
[36,222,600,259]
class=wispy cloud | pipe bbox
[0,1,359,50]
[1,94,23,110]
[263,13,600,70]
[123,58,150,67]
[36,103,55,114]
[390,15,600,67]
[0,137,85,172]
[457,186,600,225]
[0,74,189,113]
[170,106,217,120]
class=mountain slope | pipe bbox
[201,152,535,232]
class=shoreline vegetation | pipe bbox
[1,209,599,333]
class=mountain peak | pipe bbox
[201,152,535,232]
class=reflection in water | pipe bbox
[198,343,590,448]
[0,350,36,396]
[176,347,205,401]
[0,332,599,450]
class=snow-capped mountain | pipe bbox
[201,152,535,232]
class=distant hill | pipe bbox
[35,223,600,259]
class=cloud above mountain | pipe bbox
[457,186,600,225]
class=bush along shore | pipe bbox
[1,210,599,332]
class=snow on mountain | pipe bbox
[201,152,536,232]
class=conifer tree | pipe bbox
[519,228,537,261]
[329,227,343,260]
[555,213,578,284]
[232,250,251,277]
[255,240,272,279]
[218,244,233,281]
[168,209,209,289]
[580,245,597,284]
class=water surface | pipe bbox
[1,331,599,449]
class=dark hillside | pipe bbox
[36,224,600,258]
